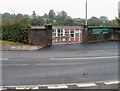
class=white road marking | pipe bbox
[2,60,114,66]
[104,80,119,85]
[0,88,2,90]
[76,83,97,87]
[16,86,30,90]
[2,59,117,66]
[47,85,68,89]
[2,80,119,89]
[31,86,39,89]
[50,56,119,60]
[1,56,118,61]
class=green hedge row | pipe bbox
[2,24,29,44]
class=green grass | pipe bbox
[0,40,24,45]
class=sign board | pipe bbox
[92,29,109,34]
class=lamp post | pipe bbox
[85,0,88,26]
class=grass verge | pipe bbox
[0,40,24,45]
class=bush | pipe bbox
[2,18,29,44]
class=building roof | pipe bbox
[30,26,46,30]
[30,26,84,30]
[53,26,83,29]
[88,26,120,30]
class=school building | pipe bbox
[52,26,84,42]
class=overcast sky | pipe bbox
[0,0,119,20]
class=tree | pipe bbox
[43,13,48,18]
[2,13,30,44]
[29,16,45,26]
[100,16,109,23]
[15,13,23,23]
[116,18,120,26]
[31,11,36,18]
[2,13,11,19]
[45,18,54,25]
[109,20,118,26]
[88,17,103,26]
[0,13,2,39]
[57,10,68,19]
[48,10,56,19]
[2,13,15,26]
[116,11,120,26]
[63,19,76,26]
[24,14,30,18]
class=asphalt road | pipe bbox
[1,41,119,86]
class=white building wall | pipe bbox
[56,29,58,37]
[69,30,70,41]
[63,29,65,41]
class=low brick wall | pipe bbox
[82,26,120,43]
[28,25,52,47]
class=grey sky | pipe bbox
[0,0,119,20]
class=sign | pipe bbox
[92,29,109,34]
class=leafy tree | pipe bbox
[116,18,120,26]
[1,10,118,44]
[0,13,2,39]
[31,11,36,18]
[37,16,45,25]
[63,19,76,26]
[45,18,54,25]
[88,17,103,26]
[2,13,29,44]
[23,14,30,18]
[2,13,11,19]
[43,13,48,18]
[29,16,44,25]
[100,16,109,24]
[48,10,56,19]
[57,10,68,19]
[109,20,118,26]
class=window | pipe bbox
[58,29,60,33]
[70,31,74,33]
[70,31,74,37]
[57,29,63,37]
[52,29,56,37]
[75,33,79,38]
[58,34,60,36]
[71,34,74,37]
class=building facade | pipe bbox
[52,26,84,42]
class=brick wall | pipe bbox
[82,26,120,43]
[28,25,52,47]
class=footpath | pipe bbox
[0,44,43,51]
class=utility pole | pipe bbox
[85,0,88,26]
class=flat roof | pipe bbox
[30,26,46,30]
[88,26,120,30]
[30,26,120,30]
[53,26,83,29]
[30,26,83,30]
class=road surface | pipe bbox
[1,41,119,87]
